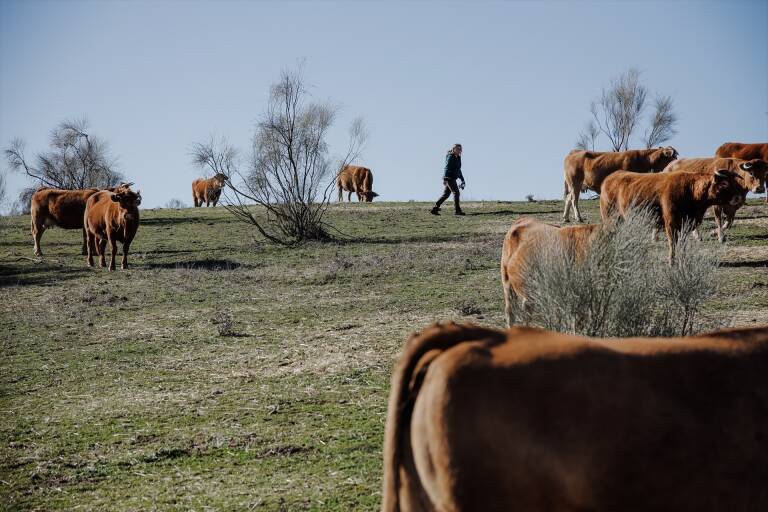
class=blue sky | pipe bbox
[1,0,766,209]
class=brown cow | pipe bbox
[30,183,134,257]
[600,170,743,263]
[501,218,598,326]
[337,165,378,202]
[563,147,678,223]
[382,321,768,512]
[84,188,141,271]
[192,173,228,207]
[716,142,768,202]
[665,157,766,242]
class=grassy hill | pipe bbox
[1,199,767,510]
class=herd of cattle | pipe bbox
[20,141,768,511]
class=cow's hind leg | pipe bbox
[98,238,107,268]
[86,230,95,267]
[504,284,515,328]
[562,182,573,222]
[108,236,117,271]
[347,191,352,202]
[31,217,45,257]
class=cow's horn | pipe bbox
[741,162,752,170]
[714,169,729,178]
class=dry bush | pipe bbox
[510,207,722,337]
[211,310,236,337]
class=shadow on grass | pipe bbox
[0,261,93,287]
[334,233,476,245]
[139,258,246,271]
[467,209,563,217]
[719,259,768,268]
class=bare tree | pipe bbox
[0,169,6,213]
[164,198,187,209]
[4,118,123,191]
[643,94,678,148]
[575,121,600,151]
[194,66,366,244]
[191,135,239,178]
[590,69,648,151]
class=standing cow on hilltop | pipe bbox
[716,142,768,203]
[563,147,678,222]
[192,173,228,207]
[337,165,378,202]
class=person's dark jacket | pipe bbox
[443,153,464,181]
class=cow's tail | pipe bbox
[381,322,506,512]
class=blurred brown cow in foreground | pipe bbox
[500,217,598,326]
[30,183,133,257]
[192,173,228,207]
[716,142,768,202]
[84,187,141,271]
[337,165,378,202]
[563,146,678,222]
[382,321,768,512]
[600,170,743,263]
[665,157,766,241]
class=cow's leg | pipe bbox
[713,206,726,244]
[665,222,679,265]
[337,186,343,202]
[504,285,515,328]
[347,191,352,202]
[81,228,89,255]
[108,236,117,271]
[98,238,107,268]
[193,194,199,207]
[86,230,95,267]
[121,241,130,270]
[571,189,584,223]
[31,218,44,257]
[562,182,573,222]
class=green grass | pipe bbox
[1,199,767,510]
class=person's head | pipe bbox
[451,143,462,156]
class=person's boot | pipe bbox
[454,209,466,216]
[430,206,440,215]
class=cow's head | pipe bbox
[737,159,767,194]
[364,191,379,202]
[651,146,679,171]
[213,173,229,186]
[711,170,745,207]
[111,189,142,209]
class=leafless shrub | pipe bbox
[211,310,236,337]
[584,69,677,151]
[575,121,600,151]
[643,95,678,148]
[510,207,721,337]
[164,198,186,209]
[197,64,366,245]
[4,118,124,190]
[525,194,536,203]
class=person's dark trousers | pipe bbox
[435,179,461,212]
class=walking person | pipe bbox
[431,143,466,216]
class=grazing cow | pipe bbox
[600,170,743,263]
[29,183,134,257]
[500,218,598,326]
[563,147,678,223]
[382,321,768,512]
[84,188,141,271]
[716,142,768,202]
[192,173,228,207]
[665,157,767,241]
[337,165,379,202]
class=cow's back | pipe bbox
[32,188,96,229]
[394,323,768,511]
[717,142,768,161]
